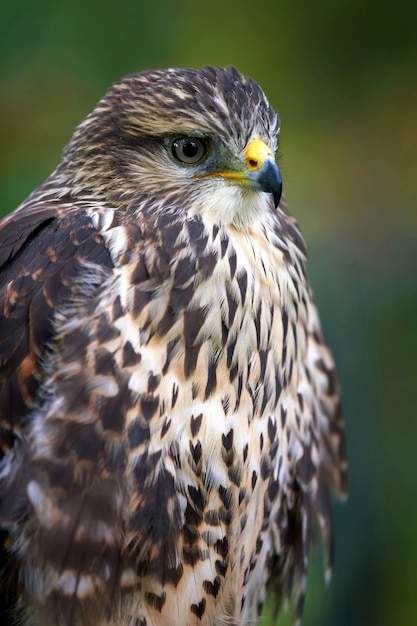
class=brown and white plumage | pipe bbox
[0,66,347,626]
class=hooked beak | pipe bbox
[195,138,282,208]
[244,138,282,208]
[193,138,282,208]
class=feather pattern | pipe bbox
[0,66,347,626]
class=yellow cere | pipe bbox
[245,138,274,171]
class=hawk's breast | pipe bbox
[92,211,305,623]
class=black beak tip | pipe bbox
[266,161,282,208]
[249,159,282,208]
[272,179,282,208]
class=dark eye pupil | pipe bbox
[171,137,208,165]
[182,141,198,157]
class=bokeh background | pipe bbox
[1,1,416,624]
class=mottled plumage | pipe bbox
[0,66,347,626]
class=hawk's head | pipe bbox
[60,66,282,227]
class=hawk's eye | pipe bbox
[170,137,208,165]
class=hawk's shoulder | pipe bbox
[0,199,117,622]
[0,200,114,447]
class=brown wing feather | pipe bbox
[0,202,115,622]
[269,294,348,622]
[0,204,57,269]
[0,203,114,447]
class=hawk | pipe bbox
[0,66,347,626]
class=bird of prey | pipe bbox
[0,66,347,626]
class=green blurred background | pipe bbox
[1,1,416,624]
